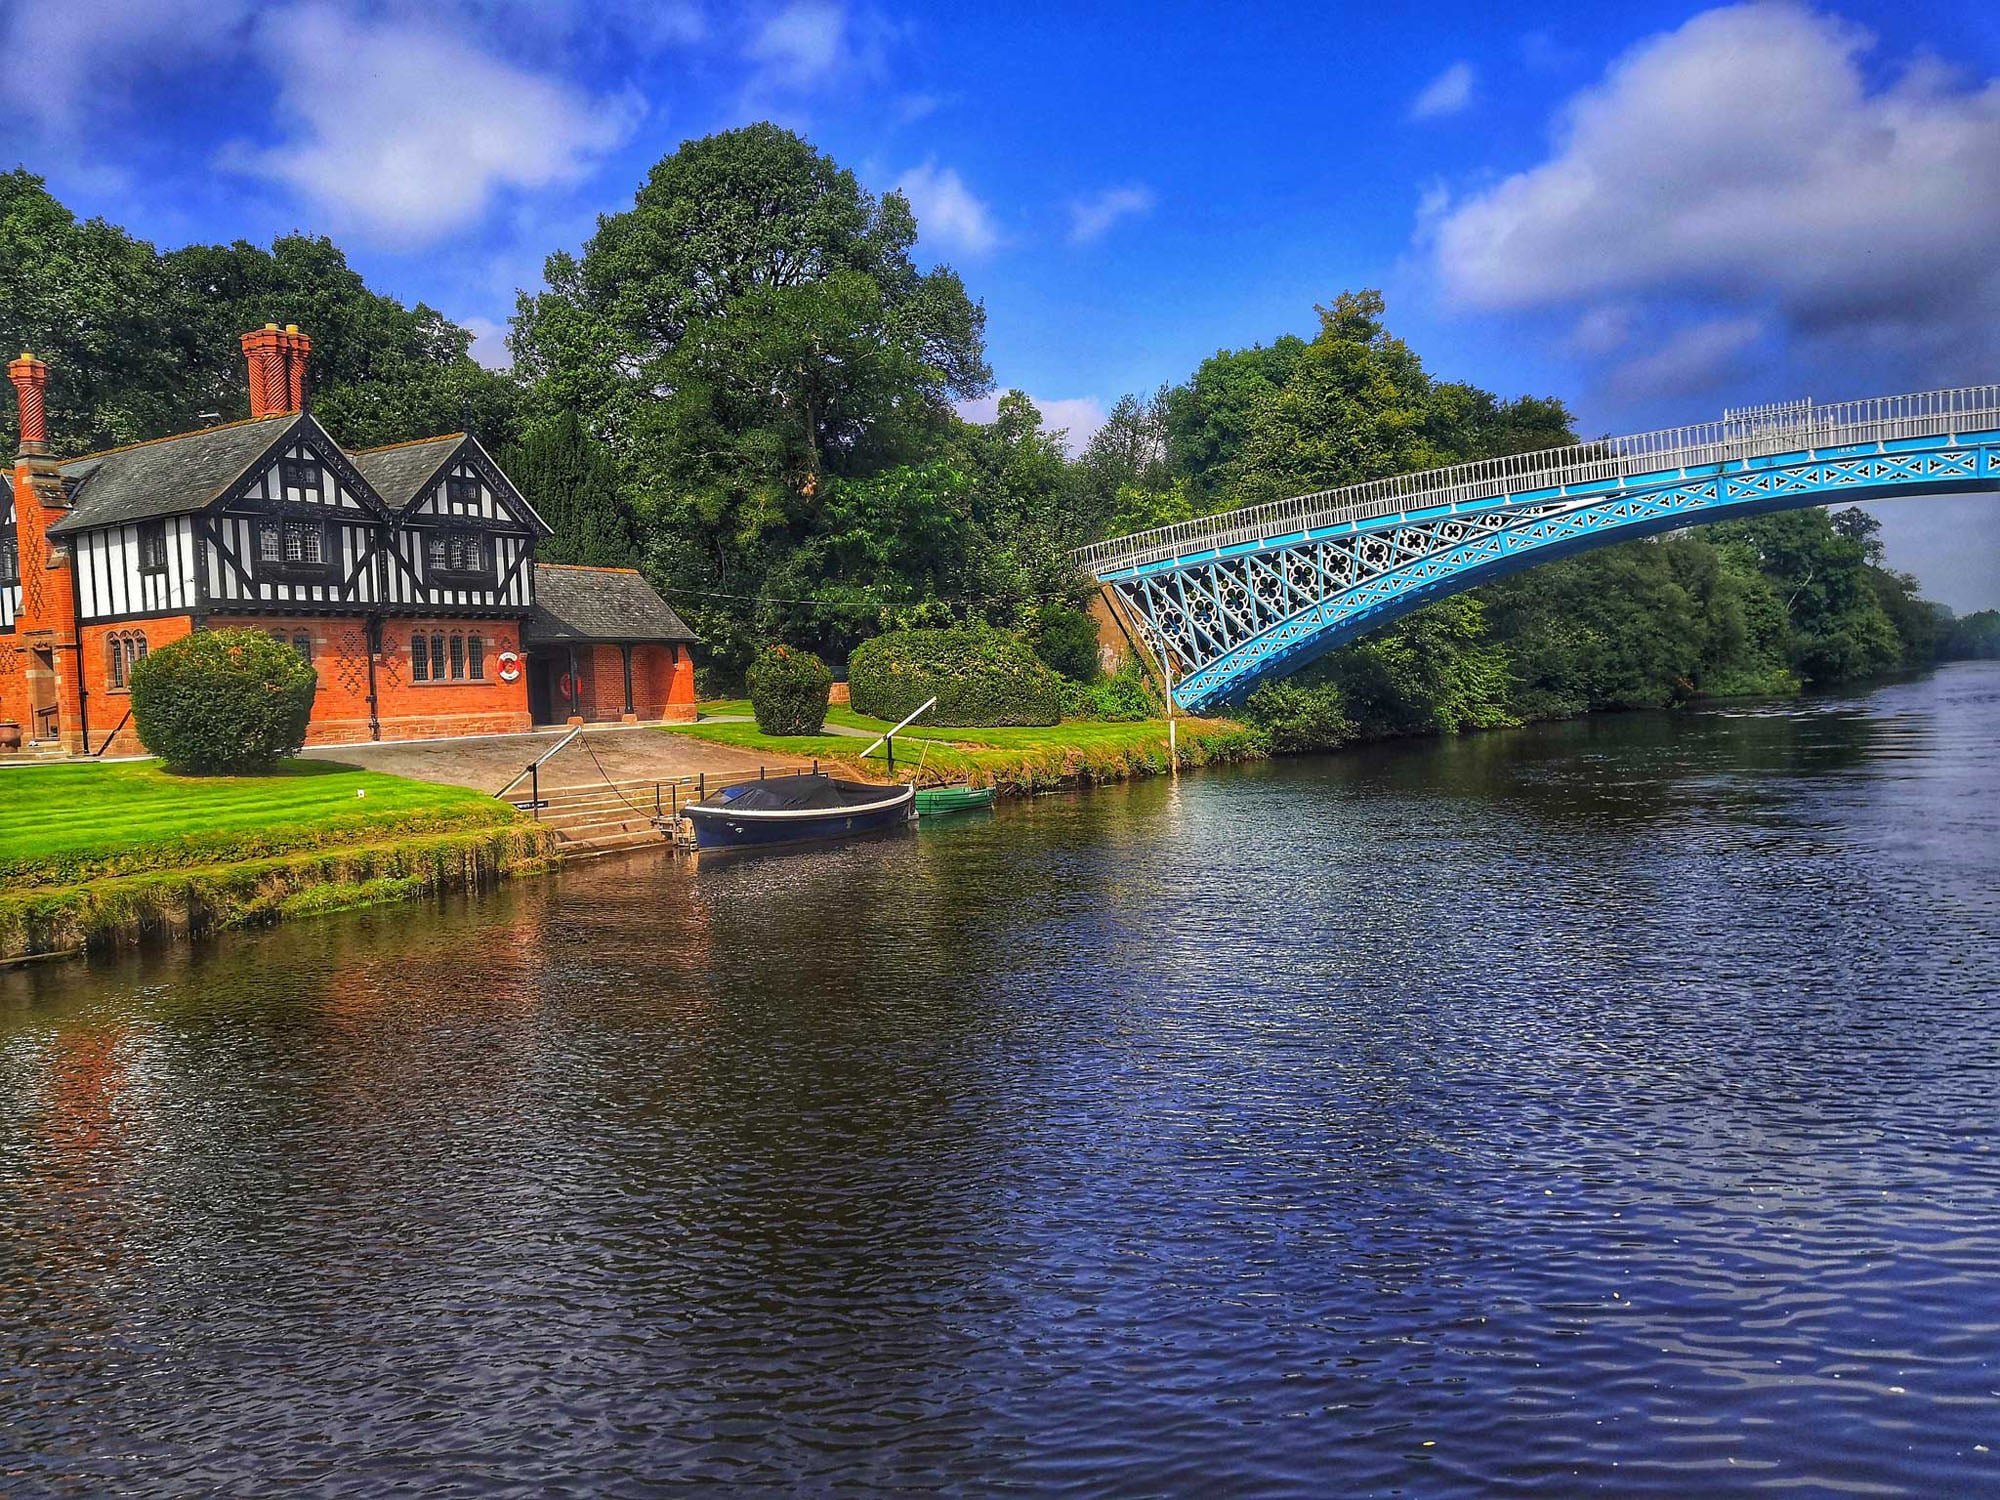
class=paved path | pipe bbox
[303,723,815,795]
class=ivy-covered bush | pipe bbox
[746,645,832,735]
[1030,604,1102,682]
[128,628,317,773]
[849,624,1066,727]
[1063,660,1157,722]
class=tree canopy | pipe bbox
[0,169,516,457]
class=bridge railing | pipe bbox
[1076,383,2000,576]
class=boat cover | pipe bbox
[700,774,894,812]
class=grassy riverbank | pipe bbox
[668,702,1264,792]
[1,761,554,961]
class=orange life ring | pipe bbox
[497,650,521,683]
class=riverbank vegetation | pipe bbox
[665,705,1259,792]
[3,133,1984,772]
[0,762,550,960]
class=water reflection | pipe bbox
[3,663,1997,1496]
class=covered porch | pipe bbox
[520,564,698,727]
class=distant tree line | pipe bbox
[0,133,1982,740]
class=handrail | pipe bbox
[860,696,939,760]
[493,725,583,800]
[92,709,132,757]
[1076,383,2000,576]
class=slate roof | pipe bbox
[348,434,463,510]
[524,564,697,645]
[46,415,298,535]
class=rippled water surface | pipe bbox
[4,663,1999,1496]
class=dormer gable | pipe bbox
[47,410,393,538]
[350,433,552,535]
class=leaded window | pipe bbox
[445,475,480,512]
[138,521,168,573]
[106,631,147,691]
[412,634,429,682]
[280,456,324,501]
[467,635,484,680]
[0,528,18,586]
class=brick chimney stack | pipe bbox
[9,353,49,457]
[241,324,312,418]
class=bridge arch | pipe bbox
[1079,389,2000,712]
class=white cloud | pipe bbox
[894,162,1000,257]
[1409,62,1475,121]
[3,0,254,127]
[1427,3,2000,358]
[232,4,638,246]
[956,393,1107,455]
[1068,184,1156,245]
[745,0,847,87]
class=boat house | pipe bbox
[0,328,696,754]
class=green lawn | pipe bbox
[671,703,1258,788]
[0,759,518,888]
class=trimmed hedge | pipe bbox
[130,628,317,772]
[747,645,832,735]
[849,625,1066,727]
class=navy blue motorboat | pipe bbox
[682,773,915,850]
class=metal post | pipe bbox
[530,763,540,819]
[699,772,705,800]
[759,765,765,780]
[654,783,661,815]
[813,759,819,775]
[887,736,894,779]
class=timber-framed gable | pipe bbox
[200,414,396,617]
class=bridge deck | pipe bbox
[1078,385,2000,578]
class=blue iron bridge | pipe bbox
[1077,386,2000,713]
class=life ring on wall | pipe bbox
[557,671,574,701]
[497,650,521,683]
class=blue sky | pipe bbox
[4,0,1998,607]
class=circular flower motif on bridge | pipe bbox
[1360,536,1392,569]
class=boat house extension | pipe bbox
[0,329,695,754]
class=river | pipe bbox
[3,662,1997,1496]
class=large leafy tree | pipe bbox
[0,169,517,456]
[515,124,993,681]
[0,169,182,454]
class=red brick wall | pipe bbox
[85,615,534,749]
[554,642,696,723]
[77,616,195,754]
[353,618,530,743]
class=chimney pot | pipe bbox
[8,353,50,457]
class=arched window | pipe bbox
[106,630,148,691]
[467,635,485,680]
[292,631,312,662]
[411,633,429,681]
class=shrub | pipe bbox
[1063,660,1158,722]
[128,628,317,773]
[849,624,1066,727]
[746,645,832,735]
[1031,604,1103,682]
[1243,677,1356,755]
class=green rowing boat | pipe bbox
[914,785,997,815]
